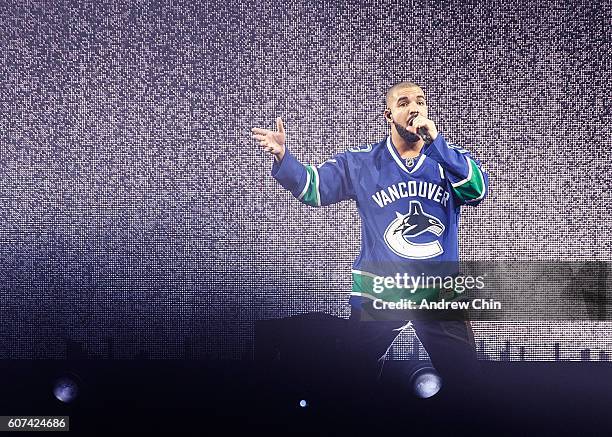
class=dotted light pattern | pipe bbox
[0,0,610,360]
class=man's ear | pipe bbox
[384,109,392,123]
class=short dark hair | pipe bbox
[385,81,423,108]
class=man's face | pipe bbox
[386,86,428,143]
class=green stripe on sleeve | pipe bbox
[451,158,485,203]
[301,165,320,207]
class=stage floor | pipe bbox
[0,359,610,435]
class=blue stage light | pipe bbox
[409,366,442,398]
[53,376,79,403]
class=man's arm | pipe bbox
[409,115,489,206]
[252,118,355,207]
[424,134,489,206]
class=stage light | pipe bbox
[408,365,442,399]
[398,360,442,399]
[299,399,308,408]
[53,375,80,403]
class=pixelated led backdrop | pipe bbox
[0,0,610,359]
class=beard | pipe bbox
[395,122,421,143]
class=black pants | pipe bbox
[347,304,481,394]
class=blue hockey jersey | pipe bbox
[271,133,489,306]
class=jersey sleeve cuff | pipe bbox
[422,133,448,163]
[271,149,307,196]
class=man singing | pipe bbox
[252,81,489,393]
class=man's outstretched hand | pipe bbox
[252,117,286,162]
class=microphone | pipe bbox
[417,127,433,145]
[408,114,433,145]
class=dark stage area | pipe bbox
[1,359,611,435]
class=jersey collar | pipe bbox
[386,136,426,174]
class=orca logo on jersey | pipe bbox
[383,201,445,259]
